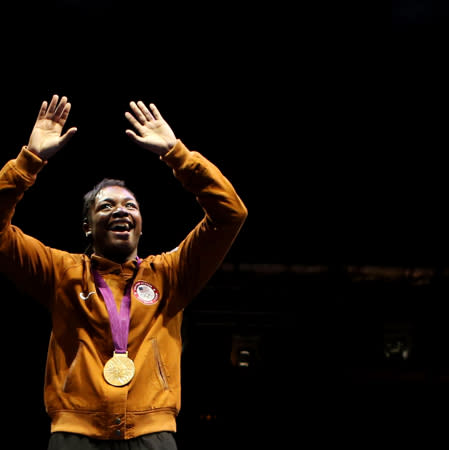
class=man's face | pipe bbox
[86,186,142,262]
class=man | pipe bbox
[0,95,247,449]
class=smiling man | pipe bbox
[0,95,247,450]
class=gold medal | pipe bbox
[103,352,135,386]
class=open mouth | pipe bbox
[108,221,134,236]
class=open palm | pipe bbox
[125,101,177,156]
[28,95,77,160]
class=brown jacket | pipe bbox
[0,140,247,440]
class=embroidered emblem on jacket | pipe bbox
[133,281,160,305]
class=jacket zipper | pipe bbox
[151,338,169,390]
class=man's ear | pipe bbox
[83,221,91,237]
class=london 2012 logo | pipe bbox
[133,281,160,305]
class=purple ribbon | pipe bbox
[93,259,141,354]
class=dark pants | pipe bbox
[48,431,178,450]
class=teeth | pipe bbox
[110,223,131,231]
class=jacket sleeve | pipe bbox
[0,147,59,307]
[159,140,248,311]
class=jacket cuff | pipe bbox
[15,146,47,178]
[160,140,190,169]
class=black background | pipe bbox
[1,1,449,448]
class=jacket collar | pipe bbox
[91,254,139,280]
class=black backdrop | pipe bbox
[4,1,449,267]
[1,1,449,448]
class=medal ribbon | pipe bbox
[93,258,141,354]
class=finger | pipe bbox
[137,101,155,121]
[47,94,59,115]
[129,101,149,124]
[149,103,162,120]
[54,96,69,121]
[124,111,145,132]
[59,127,78,146]
[125,129,144,143]
[58,102,72,126]
[36,100,48,122]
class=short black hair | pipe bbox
[82,178,136,225]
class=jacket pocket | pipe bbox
[62,345,81,393]
[151,337,169,391]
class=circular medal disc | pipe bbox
[103,353,135,387]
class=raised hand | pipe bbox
[27,94,77,160]
[125,102,177,156]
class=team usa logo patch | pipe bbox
[133,281,160,305]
